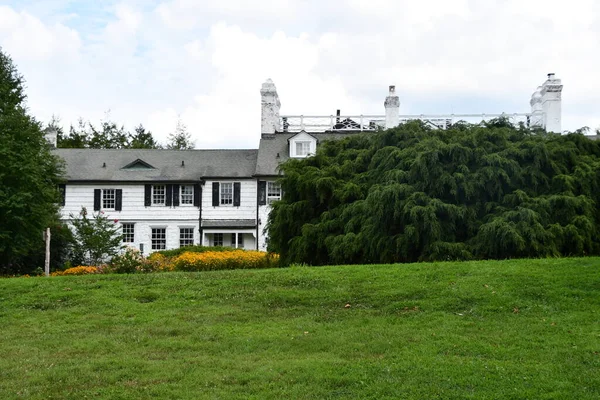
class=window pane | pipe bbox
[220,182,233,205]
[181,185,194,205]
[122,223,135,243]
[213,233,223,247]
[267,181,281,204]
[153,185,165,205]
[180,228,194,247]
[103,189,116,209]
[296,141,310,156]
[151,228,166,250]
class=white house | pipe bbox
[52,73,569,254]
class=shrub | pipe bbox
[165,250,280,272]
[51,266,100,276]
[107,248,144,274]
[154,245,230,258]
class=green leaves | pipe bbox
[268,120,600,265]
[70,207,123,266]
[0,48,64,272]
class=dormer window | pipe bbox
[289,131,317,158]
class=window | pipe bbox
[94,188,122,211]
[213,233,223,247]
[151,228,166,250]
[180,228,194,247]
[296,141,311,156]
[122,223,134,243]
[180,185,194,205]
[230,233,244,248]
[267,181,282,204]
[102,189,116,210]
[220,182,233,205]
[152,185,165,205]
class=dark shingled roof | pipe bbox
[54,149,258,182]
[254,132,361,176]
[202,219,256,228]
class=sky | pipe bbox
[1,0,599,149]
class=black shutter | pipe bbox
[193,184,200,207]
[93,189,101,211]
[115,189,123,211]
[212,182,220,206]
[172,184,180,207]
[166,184,173,207]
[233,182,241,206]
[258,181,266,205]
[144,185,152,206]
[58,184,66,206]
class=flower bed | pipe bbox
[51,266,100,276]
[163,250,280,272]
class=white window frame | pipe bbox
[230,233,244,248]
[122,223,135,243]
[296,141,311,157]
[102,189,116,210]
[151,227,166,250]
[213,233,223,247]
[267,181,282,204]
[152,185,166,206]
[220,182,233,206]
[179,227,194,247]
[180,185,194,205]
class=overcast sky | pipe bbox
[1,0,599,149]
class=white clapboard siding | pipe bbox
[202,179,257,220]
[119,220,201,255]
[61,184,202,222]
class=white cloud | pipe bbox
[1,0,599,147]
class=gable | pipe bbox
[122,159,156,170]
[288,131,317,158]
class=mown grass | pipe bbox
[1,258,599,399]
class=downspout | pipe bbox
[199,179,205,246]
[256,177,260,250]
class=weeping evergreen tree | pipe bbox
[267,120,600,266]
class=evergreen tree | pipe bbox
[0,48,64,272]
[268,120,600,266]
[58,118,90,148]
[167,118,194,150]
[129,124,161,149]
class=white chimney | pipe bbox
[529,86,544,128]
[384,85,400,129]
[260,78,281,134]
[44,128,58,148]
[541,73,563,134]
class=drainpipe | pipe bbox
[256,177,260,250]
[198,179,205,246]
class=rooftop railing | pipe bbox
[279,113,534,132]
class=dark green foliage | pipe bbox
[268,120,600,265]
[57,119,161,149]
[0,48,64,273]
[166,118,194,150]
[129,124,161,149]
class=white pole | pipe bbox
[44,227,51,276]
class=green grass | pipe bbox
[1,258,599,399]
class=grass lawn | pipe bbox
[1,258,599,399]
